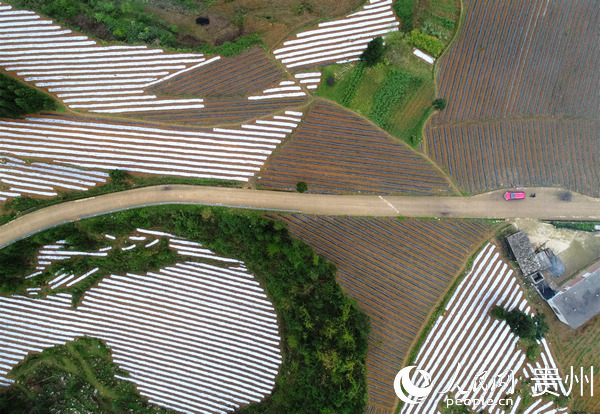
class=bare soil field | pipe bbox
[267,214,495,413]
[149,48,283,97]
[259,101,455,195]
[426,0,600,196]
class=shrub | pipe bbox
[433,98,447,110]
[393,0,417,32]
[360,37,384,66]
[526,343,540,362]
[108,169,129,182]
[407,29,445,57]
[491,306,506,320]
[296,181,308,193]
[326,75,335,87]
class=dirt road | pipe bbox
[1,185,599,248]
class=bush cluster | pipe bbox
[393,0,417,32]
[406,29,445,57]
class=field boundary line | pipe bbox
[313,97,462,195]
[393,221,507,414]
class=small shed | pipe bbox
[507,231,542,276]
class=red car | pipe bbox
[504,191,526,200]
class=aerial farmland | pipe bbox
[0,0,599,413]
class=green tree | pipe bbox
[360,37,384,66]
[433,98,447,110]
[296,181,308,193]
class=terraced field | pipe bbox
[268,214,494,413]
[426,0,600,196]
[427,119,600,195]
[0,156,107,201]
[1,231,281,413]
[150,48,283,98]
[259,101,455,195]
[0,1,211,114]
[118,96,308,126]
[0,112,302,183]
[402,244,567,414]
[274,0,400,70]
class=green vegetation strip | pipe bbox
[0,205,369,413]
[0,337,176,414]
[8,0,264,57]
[548,221,600,232]
[0,72,60,118]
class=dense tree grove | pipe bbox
[0,73,58,118]
[0,338,176,414]
[0,206,370,413]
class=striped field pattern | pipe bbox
[273,0,399,70]
[426,0,600,196]
[0,111,302,183]
[268,214,494,414]
[402,244,567,414]
[426,119,600,196]
[1,233,281,413]
[116,96,309,126]
[149,48,283,97]
[259,101,454,195]
[0,1,210,113]
[0,155,107,201]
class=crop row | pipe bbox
[259,101,453,195]
[0,1,212,113]
[268,214,493,412]
[426,118,600,196]
[150,48,283,97]
[433,0,600,123]
[0,155,107,201]
[118,97,308,126]
[273,0,399,70]
[1,233,280,414]
[0,112,302,183]
[402,244,566,414]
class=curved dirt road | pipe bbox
[1,185,599,248]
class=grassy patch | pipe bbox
[0,337,175,413]
[316,43,434,145]
[0,72,61,118]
